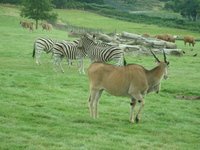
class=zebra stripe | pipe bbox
[52,40,87,74]
[33,37,59,65]
[79,33,125,66]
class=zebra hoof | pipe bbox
[135,117,140,123]
[129,119,134,123]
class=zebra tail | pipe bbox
[123,57,127,66]
[32,47,35,58]
[32,42,36,58]
[123,50,127,66]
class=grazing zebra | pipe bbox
[79,33,126,66]
[52,40,87,74]
[32,37,60,65]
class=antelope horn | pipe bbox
[150,49,160,62]
[162,49,167,63]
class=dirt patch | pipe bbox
[176,95,200,100]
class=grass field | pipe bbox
[0,4,200,150]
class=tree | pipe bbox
[20,0,58,29]
[52,0,67,9]
[1,0,21,4]
[180,0,199,21]
[75,0,105,5]
[164,0,199,22]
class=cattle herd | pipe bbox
[155,34,195,46]
[24,22,196,122]
[20,21,52,33]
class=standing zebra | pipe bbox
[79,33,126,66]
[52,40,87,74]
[32,37,60,65]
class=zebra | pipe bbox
[52,40,87,74]
[32,37,67,65]
[79,33,126,66]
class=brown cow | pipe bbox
[20,21,34,33]
[184,35,195,46]
[29,22,34,34]
[166,34,174,43]
[156,34,169,41]
[41,23,52,31]
[20,21,29,29]
[165,34,178,43]
[142,33,150,37]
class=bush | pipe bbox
[175,19,185,25]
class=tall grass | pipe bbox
[0,4,199,150]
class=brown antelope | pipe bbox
[88,49,170,123]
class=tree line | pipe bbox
[2,0,200,22]
[164,0,200,22]
[1,0,200,32]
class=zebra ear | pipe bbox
[93,34,96,39]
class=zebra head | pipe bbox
[79,33,97,48]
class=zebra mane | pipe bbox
[82,33,113,48]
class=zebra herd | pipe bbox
[32,33,126,74]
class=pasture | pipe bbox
[0,4,199,150]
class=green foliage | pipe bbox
[63,1,115,10]
[75,0,105,5]
[20,0,58,28]
[165,0,200,22]
[52,0,66,9]
[97,8,200,32]
[1,0,21,4]
[122,0,138,4]
[51,0,105,9]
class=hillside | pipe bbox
[104,0,165,11]
[54,9,200,39]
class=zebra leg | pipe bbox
[115,58,123,66]
[53,55,58,72]
[59,56,64,73]
[48,52,53,64]
[36,50,42,65]
[90,59,95,64]
[80,59,85,74]
[77,59,82,74]
[76,59,79,68]
[68,59,72,69]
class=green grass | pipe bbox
[0,4,200,150]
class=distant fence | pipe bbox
[49,21,103,33]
